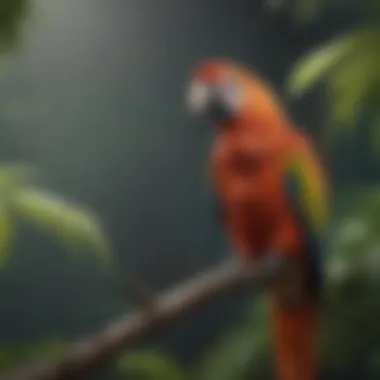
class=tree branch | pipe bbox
[4,259,257,380]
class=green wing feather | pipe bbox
[285,153,329,237]
[285,151,329,296]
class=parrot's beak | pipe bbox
[186,79,241,123]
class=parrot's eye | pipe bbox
[186,78,241,122]
[216,80,241,113]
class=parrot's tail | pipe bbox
[271,300,319,380]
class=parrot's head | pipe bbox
[186,60,242,124]
[186,59,289,132]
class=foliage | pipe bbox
[0,163,112,266]
[117,187,380,379]
[0,338,68,372]
[0,164,111,372]
[118,351,190,380]
[0,1,112,265]
[0,0,30,52]
[288,28,380,146]
[273,0,380,150]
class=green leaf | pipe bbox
[0,0,30,52]
[288,27,380,153]
[0,203,12,266]
[287,35,355,96]
[327,53,380,129]
[13,188,112,266]
[0,163,39,197]
[118,350,189,380]
[0,338,68,372]
[0,164,31,266]
[288,28,380,97]
[0,163,39,181]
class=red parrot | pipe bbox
[186,60,329,380]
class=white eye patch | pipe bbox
[186,80,211,114]
[186,79,242,116]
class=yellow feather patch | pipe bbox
[286,153,329,235]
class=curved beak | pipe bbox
[186,80,241,123]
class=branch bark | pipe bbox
[5,259,257,380]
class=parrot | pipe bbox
[186,59,329,380]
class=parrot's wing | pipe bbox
[284,152,329,298]
[285,152,328,237]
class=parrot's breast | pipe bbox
[211,138,289,258]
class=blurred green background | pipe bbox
[0,0,378,379]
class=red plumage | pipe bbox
[189,60,328,380]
